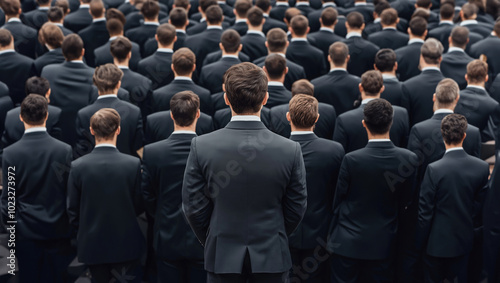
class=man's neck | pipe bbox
[222,50,238,57]
[448,44,465,50]
[110,33,124,38]
[421,63,439,70]
[361,93,380,101]
[382,24,397,29]
[409,34,425,41]
[114,60,129,68]
[468,82,485,88]
[291,125,314,132]
[269,78,285,84]
[158,44,174,50]
[93,16,105,21]
[445,142,463,151]
[207,23,222,27]
[5,16,20,21]
[50,20,64,25]
[330,64,347,70]
[368,134,390,140]
[24,124,46,130]
[95,139,117,146]
[0,47,14,52]
[175,73,193,79]
[381,71,396,77]
[292,34,307,39]
[248,25,263,32]
[174,125,197,132]
[144,18,159,23]
[231,110,261,117]
[347,29,362,34]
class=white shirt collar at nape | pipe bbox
[230,115,261,122]
[25,127,47,134]
[97,94,118,100]
[171,130,196,135]
[291,131,314,135]
[445,147,463,154]
[434,109,453,114]
[95,143,116,148]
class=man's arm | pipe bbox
[141,148,157,217]
[332,117,347,150]
[415,166,437,251]
[67,163,81,237]
[283,143,307,236]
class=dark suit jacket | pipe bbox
[68,146,146,264]
[75,96,144,157]
[213,107,272,129]
[142,132,204,260]
[254,55,307,90]
[295,3,315,16]
[307,5,346,33]
[367,28,409,50]
[186,21,230,35]
[269,102,337,140]
[1,131,72,240]
[382,75,403,106]
[343,35,379,77]
[489,73,500,103]
[152,78,212,114]
[483,152,500,282]
[182,120,307,273]
[395,41,423,81]
[440,50,473,90]
[469,36,500,80]
[362,19,409,39]
[2,20,38,59]
[63,6,92,33]
[286,40,327,81]
[289,133,344,249]
[199,56,241,94]
[345,3,374,23]
[0,51,35,105]
[94,39,142,71]
[137,50,174,90]
[428,22,454,52]
[34,48,65,76]
[391,0,415,21]
[402,68,444,127]
[78,20,109,67]
[120,67,154,120]
[118,1,136,15]
[311,69,361,115]
[241,32,268,62]
[416,150,489,257]
[229,21,247,36]
[333,102,409,153]
[57,24,74,36]
[461,21,492,38]
[145,111,214,144]
[270,4,289,22]
[125,23,159,56]
[0,84,13,144]
[21,8,48,30]
[307,29,344,62]
[184,28,223,74]
[266,84,292,108]
[41,61,96,146]
[203,50,250,66]
[327,141,416,259]
[263,15,288,34]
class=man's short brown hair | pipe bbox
[172,48,196,76]
[110,37,132,62]
[421,38,443,65]
[363,99,393,135]
[157,23,176,46]
[375,48,396,72]
[170,91,200,126]
[107,19,124,36]
[90,108,121,140]
[440,3,455,19]
[291,79,314,96]
[321,7,338,26]
[141,0,160,20]
[289,94,318,128]
[380,8,398,26]
[467,60,488,84]
[416,0,432,8]
[441,114,467,145]
[0,30,12,47]
[173,0,189,9]
[266,28,287,52]
[199,0,217,12]
[346,11,364,29]
[93,64,124,94]
[221,29,241,53]
[39,23,64,48]
[21,94,48,126]
[1,0,20,16]
[255,0,271,12]
[291,15,309,36]
[361,70,383,96]
[435,78,459,107]
[48,7,64,22]
[169,7,188,28]
[247,6,264,27]
[409,16,428,36]
[90,0,105,18]
[54,0,69,14]
[223,62,268,114]
[106,8,126,25]
[461,3,478,19]
[206,5,223,24]
[234,0,252,17]
[264,54,286,80]
[329,41,349,66]
[62,34,84,61]
[284,8,301,24]
[450,26,469,48]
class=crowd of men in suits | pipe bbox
[0,0,500,281]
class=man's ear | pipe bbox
[90,126,95,136]
[286,111,291,122]
[19,114,23,123]
[224,92,230,106]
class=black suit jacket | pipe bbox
[483,153,500,282]
[416,150,489,257]
[391,0,415,21]
[213,107,272,129]
[440,50,473,90]
[296,3,315,16]
[241,32,268,62]
[382,75,403,106]
[489,73,500,103]
[0,84,13,144]
[142,133,204,260]
[254,55,307,90]
[307,5,346,33]
[152,79,212,114]
[270,4,289,22]
[145,111,214,144]
[469,36,500,80]
[327,141,416,259]
[63,6,92,33]
[269,102,337,140]
[2,131,72,240]
[137,50,174,90]
[263,15,288,34]
[286,40,327,80]
[311,69,361,115]
[203,50,250,66]
[2,20,38,59]
[34,48,65,76]
[57,24,74,36]
[395,41,423,81]
[343,35,379,77]
[120,67,154,119]
[345,3,374,23]
[289,133,344,249]
[229,21,247,36]
[42,61,96,146]
[125,23,158,56]
[94,39,142,71]
[78,21,109,67]
[362,19,409,39]
[182,120,307,273]
[367,28,409,50]
[428,22,454,52]
[184,28,223,74]
[402,69,445,127]
[118,1,136,15]
[68,146,146,264]
[75,96,144,157]
[307,29,344,62]
[333,102,409,153]
[21,8,48,30]
[266,84,292,108]
[199,56,241,94]
[0,51,35,105]
[143,30,188,57]
[461,22,492,38]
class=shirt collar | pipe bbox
[54,23,63,27]
[247,30,265,37]
[422,67,440,72]
[109,36,119,41]
[383,27,397,30]
[445,147,463,154]
[7,18,21,23]
[460,19,478,26]
[175,76,192,81]
[172,130,197,134]
[434,109,454,114]
[467,85,486,91]
[408,38,424,45]
[268,81,284,87]
[79,4,90,8]
[97,94,118,99]
[362,98,376,105]
[369,139,391,142]
[448,46,464,53]
[38,6,50,10]
[235,19,247,24]
[440,20,454,25]
[157,48,173,53]
[118,65,129,70]
[291,38,308,42]
[322,2,336,7]
[0,50,15,55]
[25,127,47,134]
[217,1,226,4]
[144,21,160,26]
[70,60,84,64]
[176,29,186,34]
[222,54,239,59]
[296,2,310,6]
[382,73,396,79]
[93,18,106,23]
[346,32,362,39]
[355,2,367,5]
[276,2,289,6]
[230,115,261,122]
[95,143,116,148]
[374,18,381,23]
[207,25,223,30]
[320,27,334,33]
[330,67,346,72]
[291,131,314,135]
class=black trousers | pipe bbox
[330,253,394,283]
[16,237,74,283]
[423,253,468,283]
[88,260,142,283]
[157,257,206,283]
[289,247,330,282]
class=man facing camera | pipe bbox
[68,108,145,283]
[182,62,307,282]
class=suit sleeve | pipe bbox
[332,156,350,212]
[415,166,437,251]
[473,165,490,230]
[67,163,81,236]
[74,113,93,158]
[48,111,63,141]
[132,160,144,215]
[134,110,144,152]
[1,155,10,226]
[332,117,347,150]
[407,126,422,155]
[141,148,157,217]
[401,84,411,124]
[283,143,307,236]
[182,138,214,245]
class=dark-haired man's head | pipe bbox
[39,23,64,49]
[172,48,196,77]
[420,38,443,67]
[292,79,314,96]
[110,37,132,64]
[266,28,289,53]
[206,5,224,25]
[255,0,272,13]
[287,94,319,131]
[106,18,124,37]
[141,0,160,21]
[156,23,177,48]
[380,8,399,27]
[441,114,467,146]
[494,20,500,38]
[220,29,241,55]
[290,15,309,37]
[284,8,301,27]
[247,6,265,29]
[360,70,384,99]
[199,0,217,16]
[460,3,478,20]
[25,77,51,102]
[449,26,469,49]
[328,41,349,69]
[48,7,65,23]
[374,48,397,74]
[54,0,70,15]
[223,62,268,114]
[408,16,428,38]
[90,108,121,143]
[62,34,84,61]
[362,99,393,137]
[434,78,459,110]
[374,1,391,19]
[93,64,123,95]
[173,0,190,10]
[415,0,432,9]
[234,0,252,19]
[440,3,455,20]
[465,59,488,86]
[0,30,13,50]
[37,0,51,7]
[106,8,126,25]
[20,94,49,128]
[1,0,21,17]
[170,91,200,129]
[90,0,105,19]
[169,7,188,29]
[264,54,288,82]
[346,11,365,32]
[320,7,338,29]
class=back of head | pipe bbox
[62,34,84,61]
[38,0,50,4]
[223,62,268,114]
[363,99,393,135]
[441,113,467,145]
[284,8,301,24]
[206,5,223,24]
[48,7,64,22]
[440,3,455,19]
[265,53,287,80]
[291,79,314,96]
[288,94,319,128]
[21,94,48,126]
[199,0,217,12]
[321,7,338,26]
[450,26,469,48]
[174,0,189,9]
[375,48,396,72]
[141,0,160,20]
[221,29,241,53]
[82,0,92,4]
[0,29,13,48]
[462,3,478,18]
[234,0,252,18]
[90,108,121,141]
[157,23,176,46]
[172,47,196,75]
[421,38,443,64]
[39,23,64,48]
[169,7,188,28]
[291,15,309,36]
[93,64,123,93]
[416,0,432,8]
[110,37,132,61]
[247,6,264,27]
[412,8,430,20]
[361,70,383,96]
[346,11,364,29]
[1,0,20,17]
[466,59,488,83]
[54,0,70,14]
[380,8,398,26]
[374,1,391,16]
[25,76,50,96]
[409,16,428,36]
[266,28,288,52]
[255,0,271,12]
[469,0,485,11]
[329,41,349,66]
[90,0,105,18]
[435,78,459,107]
[106,8,126,25]
[107,19,124,36]
[170,90,200,126]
